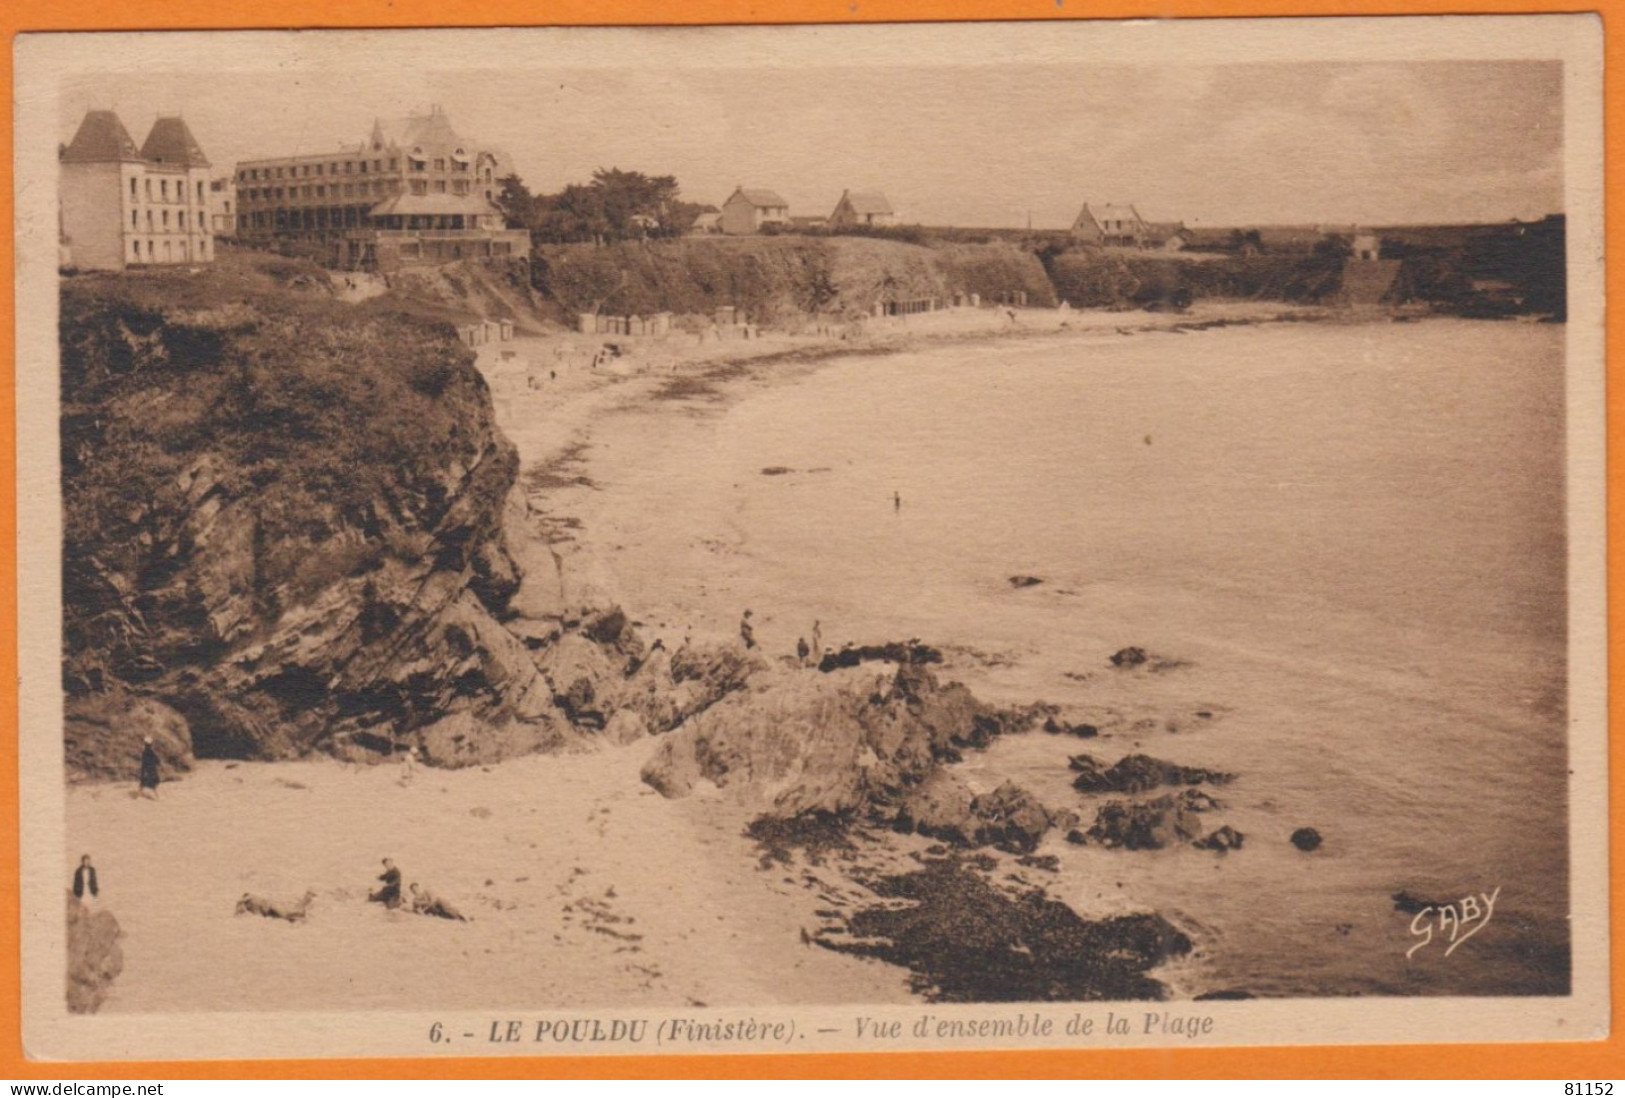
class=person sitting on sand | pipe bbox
[236,890,316,923]
[369,858,403,909]
[408,882,468,922]
[72,855,98,904]
[739,610,756,650]
[138,737,161,799]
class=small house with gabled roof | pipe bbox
[720,186,790,234]
[829,190,895,229]
[1071,202,1149,247]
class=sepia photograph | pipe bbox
[13,16,1608,1062]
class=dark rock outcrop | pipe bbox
[1043,716,1099,738]
[817,641,943,674]
[1087,790,1219,850]
[66,894,123,1014]
[1291,827,1324,852]
[1193,825,1245,852]
[1069,752,1235,795]
[1110,647,1149,668]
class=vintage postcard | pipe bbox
[13,15,1607,1063]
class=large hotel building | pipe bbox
[234,106,529,271]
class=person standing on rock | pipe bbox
[72,855,98,903]
[739,610,756,650]
[811,620,823,662]
[370,858,403,909]
[796,637,810,666]
[138,737,160,800]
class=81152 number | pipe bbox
[1565,1085,1613,1095]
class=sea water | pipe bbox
[578,318,1571,998]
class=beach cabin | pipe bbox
[720,186,790,234]
[828,190,895,229]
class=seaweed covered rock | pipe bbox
[1087,791,1219,850]
[1070,753,1234,795]
[968,781,1054,854]
[813,857,1189,1001]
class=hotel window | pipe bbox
[452,180,468,195]
[131,210,138,229]
[345,161,354,174]
[198,181,205,202]
[359,161,368,174]
[373,160,381,172]
[434,180,447,193]
[410,179,427,196]
[129,177,137,199]
[388,158,398,171]
[179,211,186,229]
[344,184,354,196]
[317,185,325,197]
[316,164,323,175]
[162,210,169,228]
[434,158,445,171]
[131,241,140,260]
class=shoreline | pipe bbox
[65,303,1569,1011]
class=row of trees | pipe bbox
[495,169,713,246]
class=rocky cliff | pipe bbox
[61,255,574,776]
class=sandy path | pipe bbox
[67,745,911,1012]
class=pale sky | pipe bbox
[58,46,1563,229]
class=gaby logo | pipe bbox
[1406,886,1502,961]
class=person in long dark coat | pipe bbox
[138,737,160,799]
[369,858,403,909]
[72,855,98,902]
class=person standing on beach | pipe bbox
[72,855,98,903]
[399,745,418,786]
[370,858,404,909]
[894,491,902,513]
[796,637,810,666]
[138,737,160,799]
[811,620,823,662]
[739,610,756,650]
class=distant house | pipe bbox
[688,210,722,235]
[1143,221,1192,252]
[720,186,790,234]
[1071,203,1149,247]
[828,190,895,229]
[1352,231,1381,261]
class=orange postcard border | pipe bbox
[1,0,1617,1080]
